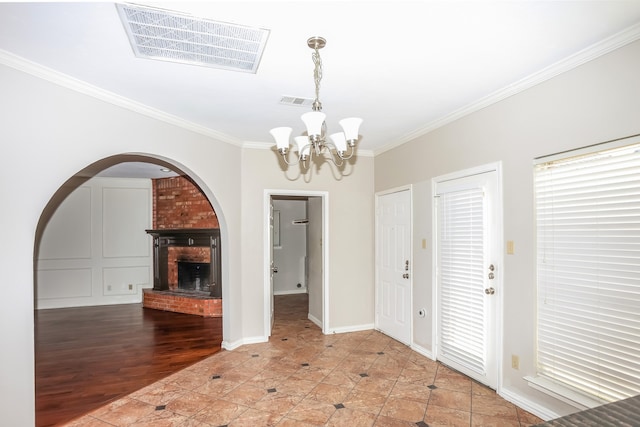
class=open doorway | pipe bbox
[265,190,328,337]
[34,155,226,426]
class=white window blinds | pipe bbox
[534,141,640,403]
[437,187,486,374]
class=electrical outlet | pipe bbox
[506,240,515,255]
[511,354,520,370]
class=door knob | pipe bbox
[272,267,278,273]
[484,287,495,295]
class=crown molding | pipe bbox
[242,141,274,150]
[0,49,244,147]
[374,22,640,157]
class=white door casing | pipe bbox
[264,190,329,337]
[269,201,275,332]
[433,163,503,389]
[307,197,324,327]
[376,188,412,345]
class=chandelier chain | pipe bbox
[312,49,323,111]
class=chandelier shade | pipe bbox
[300,112,326,138]
[270,36,362,171]
[339,118,363,143]
[294,136,311,158]
[329,133,347,153]
[270,126,292,151]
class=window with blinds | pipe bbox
[534,140,640,404]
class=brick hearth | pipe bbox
[143,289,222,317]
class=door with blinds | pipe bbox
[434,167,501,389]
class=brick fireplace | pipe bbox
[143,176,222,317]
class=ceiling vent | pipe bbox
[279,96,314,107]
[116,3,269,73]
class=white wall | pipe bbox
[307,196,324,324]
[0,61,242,426]
[36,177,153,309]
[375,40,640,418]
[272,199,307,295]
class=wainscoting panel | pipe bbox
[38,186,92,260]
[102,187,151,258]
[37,268,92,300]
[102,266,150,296]
[36,177,152,309]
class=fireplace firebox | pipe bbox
[178,261,211,292]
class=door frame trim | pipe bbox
[263,189,330,337]
[431,161,504,392]
[374,185,413,345]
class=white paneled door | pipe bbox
[434,167,501,389]
[376,189,412,345]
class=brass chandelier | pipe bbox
[270,37,363,169]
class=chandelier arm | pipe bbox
[337,144,356,160]
[317,144,346,167]
[322,141,353,160]
[280,151,301,166]
[301,155,310,170]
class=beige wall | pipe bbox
[375,39,640,417]
[240,148,375,339]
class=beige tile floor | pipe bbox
[67,294,544,426]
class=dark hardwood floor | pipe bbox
[35,304,222,427]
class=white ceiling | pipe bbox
[2,1,640,162]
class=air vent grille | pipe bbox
[116,3,269,73]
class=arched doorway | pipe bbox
[34,153,228,426]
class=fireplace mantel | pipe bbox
[145,228,221,298]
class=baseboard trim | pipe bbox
[273,289,307,296]
[308,313,322,328]
[221,336,267,351]
[499,387,562,422]
[411,343,435,360]
[328,323,375,335]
